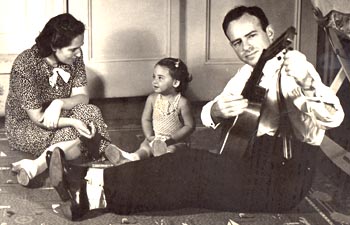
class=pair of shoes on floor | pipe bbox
[49,147,88,220]
[104,144,131,166]
[11,159,38,186]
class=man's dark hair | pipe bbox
[35,13,85,57]
[222,6,269,38]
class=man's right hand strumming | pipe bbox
[211,94,248,121]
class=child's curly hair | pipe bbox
[155,57,192,93]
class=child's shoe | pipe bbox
[104,144,131,166]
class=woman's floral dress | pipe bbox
[5,45,111,157]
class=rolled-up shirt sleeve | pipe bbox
[282,62,345,145]
[201,64,252,129]
[293,86,344,128]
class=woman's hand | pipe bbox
[39,99,63,129]
[73,120,96,139]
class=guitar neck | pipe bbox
[242,26,296,101]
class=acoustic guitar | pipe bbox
[218,26,296,157]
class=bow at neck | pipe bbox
[49,68,70,88]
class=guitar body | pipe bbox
[218,88,267,157]
[217,26,296,158]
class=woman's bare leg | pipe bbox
[12,138,82,185]
[39,138,82,173]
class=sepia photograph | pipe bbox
[0,0,349,224]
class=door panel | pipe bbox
[68,0,180,98]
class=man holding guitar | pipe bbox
[202,6,343,151]
[53,6,344,220]
[201,5,344,210]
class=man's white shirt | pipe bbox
[201,53,344,145]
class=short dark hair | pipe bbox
[156,57,192,93]
[222,6,269,38]
[35,13,85,57]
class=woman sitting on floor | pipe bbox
[5,13,121,187]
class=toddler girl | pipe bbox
[107,57,195,164]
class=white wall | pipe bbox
[68,0,180,98]
[0,0,67,116]
[70,0,318,101]
[0,0,318,116]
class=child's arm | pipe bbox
[166,97,195,145]
[141,94,155,141]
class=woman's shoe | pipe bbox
[80,132,102,160]
[17,168,30,186]
[11,159,38,186]
[49,147,72,201]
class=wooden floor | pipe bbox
[0,116,350,224]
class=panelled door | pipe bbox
[68,0,180,98]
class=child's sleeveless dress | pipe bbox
[150,93,188,154]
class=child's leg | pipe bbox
[132,139,153,160]
[103,139,153,165]
[104,144,132,165]
[166,143,188,153]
